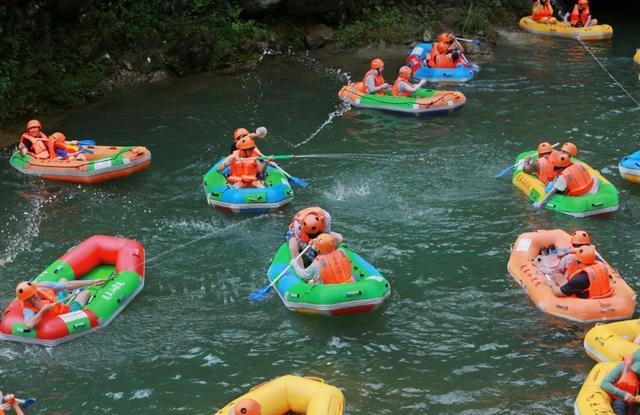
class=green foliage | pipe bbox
[457,2,494,37]
[334,6,413,48]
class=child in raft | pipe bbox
[563,0,598,27]
[217,136,271,188]
[290,233,355,285]
[531,0,558,24]
[229,126,267,154]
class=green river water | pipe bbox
[1,10,640,415]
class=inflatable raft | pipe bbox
[267,243,390,315]
[507,229,635,323]
[407,43,476,83]
[519,16,613,40]
[574,362,620,415]
[10,145,151,183]
[213,375,344,415]
[619,151,640,184]
[203,159,294,214]
[338,83,466,116]
[512,150,619,217]
[0,235,145,346]
[584,320,640,363]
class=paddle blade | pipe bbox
[473,39,481,45]
[77,139,96,146]
[494,164,515,178]
[249,284,273,302]
[21,398,37,410]
[289,175,309,188]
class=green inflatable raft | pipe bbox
[266,243,391,315]
[511,150,619,217]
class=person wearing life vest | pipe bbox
[217,136,271,189]
[16,279,105,330]
[531,0,557,24]
[358,58,390,95]
[533,151,598,208]
[551,230,594,277]
[48,132,87,161]
[391,66,426,97]
[285,207,344,267]
[428,33,464,69]
[544,245,613,299]
[228,398,262,415]
[523,142,558,184]
[564,0,597,27]
[229,127,267,154]
[560,142,578,158]
[291,233,355,285]
[18,119,52,159]
[0,394,26,415]
[601,354,640,415]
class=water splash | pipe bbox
[292,102,351,148]
[0,192,46,267]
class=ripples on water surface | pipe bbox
[1,12,640,414]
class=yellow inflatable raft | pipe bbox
[584,320,640,363]
[519,16,613,41]
[634,49,640,65]
[213,375,344,415]
[574,362,619,415]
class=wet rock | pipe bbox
[149,70,169,83]
[305,23,333,48]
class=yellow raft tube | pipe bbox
[584,319,640,363]
[574,362,619,415]
[213,375,344,415]
[634,49,640,65]
[519,16,613,41]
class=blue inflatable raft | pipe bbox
[408,43,476,83]
[203,158,294,214]
[619,151,640,184]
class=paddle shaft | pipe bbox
[269,244,313,289]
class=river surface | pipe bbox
[1,10,640,415]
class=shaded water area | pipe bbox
[1,11,640,415]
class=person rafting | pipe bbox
[428,33,464,69]
[523,141,556,184]
[18,120,52,159]
[392,66,426,97]
[49,132,86,161]
[229,398,261,415]
[564,0,598,27]
[291,233,355,285]
[544,245,613,299]
[600,354,640,415]
[0,394,26,415]
[560,142,578,158]
[555,230,592,274]
[531,0,557,24]
[229,127,267,154]
[358,58,390,95]
[16,279,105,330]
[532,151,598,208]
[286,207,343,267]
[217,136,271,188]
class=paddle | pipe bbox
[50,275,116,306]
[495,142,559,178]
[270,163,308,188]
[455,37,481,45]
[249,244,312,302]
[76,139,96,146]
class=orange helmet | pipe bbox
[236,136,255,150]
[398,66,411,80]
[575,245,596,265]
[537,142,553,156]
[302,213,325,236]
[561,142,578,157]
[550,151,571,168]
[26,119,42,130]
[315,233,337,255]
[233,128,250,141]
[370,58,384,70]
[16,281,36,302]
[233,398,261,415]
[50,132,67,143]
[571,230,591,246]
[437,33,453,43]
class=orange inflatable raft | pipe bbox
[10,145,151,183]
[507,229,635,323]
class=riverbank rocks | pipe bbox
[305,24,334,48]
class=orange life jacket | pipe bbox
[570,4,590,26]
[317,249,355,285]
[609,356,640,400]
[392,78,411,97]
[567,262,613,299]
[531,1,553,20]
[560,162,594,196]
[19,132,52,159]
[564,254,585,278]
[288,207,327,243]
[358,69,386,95]
[534,157,557,184]
[227,150,259,184]
[431,53,457,69]
[22,286,70,318]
